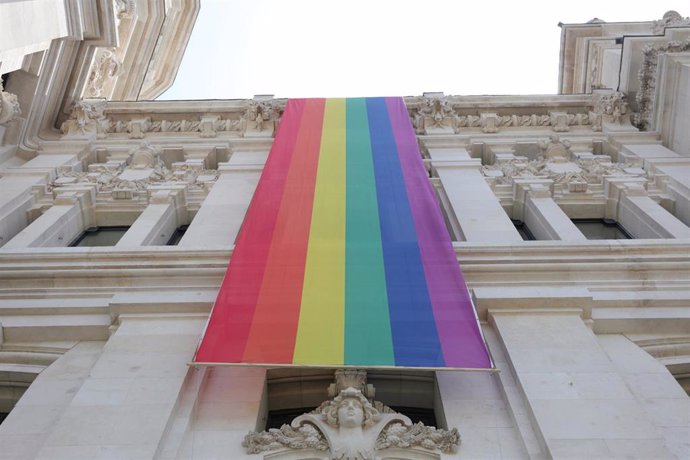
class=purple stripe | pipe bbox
[385,97,492,368]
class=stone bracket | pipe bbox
[604,176,648,220]
[512,178,554,221]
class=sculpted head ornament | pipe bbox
[323,387,380,429]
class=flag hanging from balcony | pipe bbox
[193,97,492,369]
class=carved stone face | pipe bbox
[337,397,364,429]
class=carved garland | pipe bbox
[60,99,285,139]
[635,38,690,130]
[407,97,594,134]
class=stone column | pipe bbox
[178,150,267,247]
[606,178,690,238]
[430,148,522,242]
[33,314,206,458]
[116,187,187,247]
[514,180,587,241]
[3,185,95,248]
[490,310,678,458]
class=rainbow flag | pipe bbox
[193,97,491,369]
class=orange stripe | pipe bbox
[242,98,326,363]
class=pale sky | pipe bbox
[159,1,688,100]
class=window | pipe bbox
[262,369,444,431]
[266,407,316,430]
[166,225,188,246]
[70,226,129,247]
[572,219,631,240]
[513,220,535,241]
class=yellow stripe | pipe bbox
[293,98,346,365]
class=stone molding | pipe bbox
[60,98,285,140]
[407,95,596,135]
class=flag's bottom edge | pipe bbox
[189,361,497,372]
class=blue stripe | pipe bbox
[365,97,444,367]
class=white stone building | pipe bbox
[0,2,689,459]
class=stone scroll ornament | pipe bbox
[243,387,460,460]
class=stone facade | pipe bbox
[0,2,689,459]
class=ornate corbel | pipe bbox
[60,99,108,139]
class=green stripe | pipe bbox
[344,98,395,365]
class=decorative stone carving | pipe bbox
[482,146,646,193]
[376,421,460,453]
[635,38,690,130]
[652,10,690,34]
[480,113,500,134]
[0,81,21,125]
[50,145,218,197]
[243,372,459,459]
[86,48,123,98]
[549,112,570,132]
[590,91,631,131]
[539,134,572,162]
[243,423,329,454]
[328,369,375,399]
[408,97,593,135]
[412,96,457,134]
[129,142,160,169]
[60,99,108,138]
[114,0,136,19]
[242,100,280,137]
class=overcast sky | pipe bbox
[159,1,688,100]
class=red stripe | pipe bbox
[242,98,326,363]
[194,99,306,363]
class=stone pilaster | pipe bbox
[4,185,96,248]
[178,150,267,247]
[430,148,522,242]
[490,310,678,459]
[31,315,205,458]
[513,179,587,241]
[605,178,690,238]
[116,186,187,247]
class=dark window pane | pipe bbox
[166,226,188,246]
[389,406,437,427]
[265,407,315,429]
[265,406,438,430]
[573,220,631,240]
[71,227,129,247]
[513,220,535,241]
